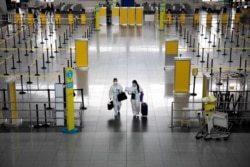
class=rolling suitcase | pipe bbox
[141,102,148,116]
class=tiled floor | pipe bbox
[0,8,250,167]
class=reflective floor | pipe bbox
[1,10,250,166]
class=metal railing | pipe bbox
[0,101,84,128]
[170,99,250,129]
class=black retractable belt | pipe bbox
[189,34,192,47]
[200,48,205,63]
[212,34,216,47]
[4,59,9,76]
[237,55,243,71]
[208,31,211,43]
[200,25,204,36]
[216,38,221,52]
[58,36,62,48]
[44,28,48,40]
[41,53,47,69]
[55,40,59,53]
[40,31,44,44]
[179,24,182,36]
[216,67,223,86]
[47,89,53,110]
[2,89,8,110]
[1,27,4,39]
[230,30,234,43]
[222,41,227,56]
[66,29,69,40]
[68,25,72,37]
[210,59,214,76]
[183,28,186,40]
[7,25,10,36]
[42,103,50,127]
[27,66,33,84]
[34,34,38,48]
[22,28,26,40]
[12,23,16,33]
[11,54,16,70]
[242,38,246,52]
[235,34,240,47]
[24,41,29,56]
[58,75,61,83]
[34,104,41,128]
[50,44,54,58]
[17,48,22,63]
[221,25,224,36]
[206,53,209,70]
[19,75,26,94]
[186,31,189,43]
[13,34,16,48]
[29,39,34,53]
[63,32,66,44]
[196,43,200,57]
[35,60,40,76]
[228,48,233,63]
[46,48,50,63]
[4,40,8,52]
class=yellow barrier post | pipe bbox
[234,9,241,24]
[193,9,199,26]
[159,2,165,31]
[136,7,144,26]
[55,13,61,25]
[120,7,127,25]
[166,10,172,25]
[26,8,33,25]
[221,13,228,24]
[15,13,21,25]
[81,13,86,25]
[27,13,34,25]
[40,13,47,25]
[62,67,78,134]
[128,7,135,25]
[112,7,119,25]
[100,7,107,25]
[206,12,212,25]
[194,13,199,26]
[68,11,74,25]
[174,57,191,93]
[95,4,100,31]
[75,39,88,68]
[180,10,186,25]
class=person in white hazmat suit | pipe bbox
[109,78,123,117]
[125,80,143,118]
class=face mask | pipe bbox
[113,82,117,85]
[132,83,136,87]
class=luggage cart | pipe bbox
[196,111,233,141]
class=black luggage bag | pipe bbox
[141,102,148,116]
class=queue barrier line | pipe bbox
[179,47,250,50]
[0,54,13,64]
[0,47,69,51]
[192,66,250,72]
[0,46,250,52]
[0,73,59,78]
[0,25,31,44]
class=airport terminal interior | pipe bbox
[0,0,250,166]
